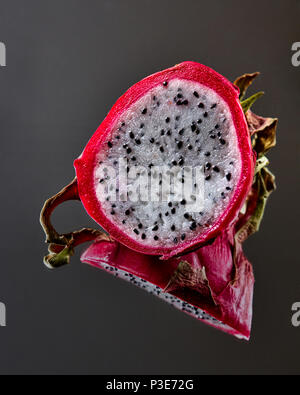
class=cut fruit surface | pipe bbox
[75,62,254,258]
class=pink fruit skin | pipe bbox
[81,227,254,340]
[74,61,254,259]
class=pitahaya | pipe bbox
[74,62,254,258]
[40,63,277,340]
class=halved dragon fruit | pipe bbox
[74,62,254,259]
[40,64,277,340]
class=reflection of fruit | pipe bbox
[82,225,254,340]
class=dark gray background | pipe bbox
[0,0,299,375]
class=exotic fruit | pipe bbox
[40,62,277,340]
[74,62,254,258]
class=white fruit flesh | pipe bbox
[95,79,241,247]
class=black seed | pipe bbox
[178,158,184,166]
[181,234,186,241]
[138,223,143,229]
[110,210,115,215]
[183,100,188,105]
[215,124,219,129]
[197,119,202,124]
[152,225,159,231]
[180,199,186,205]
[142,108,147,115]
[135,139,141,145]
[99,178,104,183]
[203,112,208,117]
[188,145,193,150]
[173,237,178,244]
[127,148,132,154]
[148,163,153,168]
[165,212,169,216]
[191,221,197,229]
[177,141,183,149]
[129,131,134,139]
[176,100,182,106]
[221,192,225,197]
[132,156,137,162]
[123,143,128,149]
[154,235,159,240]
[150,138,155,143]
[226,186,231,191]
[167,130,172,136]
[217,132,221,137]
[210,134,216,139]
[125,209,130,215]
[160,129,165,136]
[141,233,146,240]
[179,128,184,135]
[165,117,170,123]
[220,138,226,145]
[171,224,176,231]
[191,123,196,132]
[205,151,211,157]
[171,208,176,214]
[163,81,168,86]
[226,173,232,181]
[211,103,217,109]
[175,115,180,121]
[205,175,211,181]
[168,202,172,207]
[172,160,177,166]
[184,213,189,219]
[122,220,126,224]
[177,93,183,99]
[108,141,113,148]
[160,146,164,153]
[113,160,118,165]
[140,123,144,128]
[133,229,139,235]
[213,166,220,172]
[198,102,204,108]
[193,91,199,98]
[205,162,211,170]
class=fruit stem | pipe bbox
[40,178,111,269]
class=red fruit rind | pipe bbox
[74,62,254,259]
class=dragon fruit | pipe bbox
[74,62,254,258]
[40,63,277,339]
